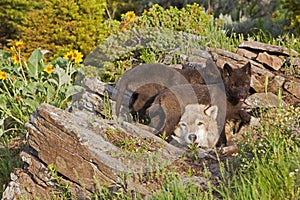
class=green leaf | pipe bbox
[28,49,44,79]
[65,85,85,99]
[46,78,59,86]
[0,94,7,108]
[0,50,12,60]
[53,57,68,69]
[23,98,40,113]
[43,83,56,102]
[54,66,71,87]
[26,82,46,95]
[14,80,24,89]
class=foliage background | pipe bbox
[0,0,299,58]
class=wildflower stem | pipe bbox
[16,49,28,86]
[8,78,18,98]
[6,112,24,125]
[2,80,26,124]
[2,81,14,99]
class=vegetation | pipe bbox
[90,106,300,199]
[217,106,300,199]
[0,1,299,199]
[279,0,300,35]
[0,40,84,138]
[0,41,84,196]
[0,0,35,46]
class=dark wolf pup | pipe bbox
[127,59,221,121]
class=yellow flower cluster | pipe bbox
[10,40,24,51]
[125,11,135,21]
[15,40,24,50]
[10,40,24,64]
[0,70,8,80]
[11,54,21,64]
[64,50,83,64]
[44,65,54,74]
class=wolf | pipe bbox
[128,60,221,121]
[146,62,251,146]
[114,59,221,119]
[172,104,219,148]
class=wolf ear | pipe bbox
[223,63,233,77]
[205,105,218,120]
[242,62,251,75]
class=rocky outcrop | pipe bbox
[2,41,299,199]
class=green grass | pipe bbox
[215,106,300,200]
[91,106,300,200]
[0,136,22,197]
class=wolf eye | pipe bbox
[179,122,187,127]
[197,121,203,126]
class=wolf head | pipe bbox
[221,62,251,105]
[172,104,219,148]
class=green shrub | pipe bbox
[17,0,107,58]
[91,4,235,83]
[0,40,84,138]
[0,0,36,47]
[127,3,213,35]
[279,0,300,35]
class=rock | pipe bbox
[250,64,275,78]
[238,41,298,57]
[181,176,209,186]
[251,74,265,93]
[256,52,285,70]
[169,64,183,69]
[236,48,257,59]
[286,57,300,66]
[2,168,53,200]
[2,102,187,199]
[268,75,286,93]
[244,92,286,108]
[210,48,275,78]
[284,80,300,99]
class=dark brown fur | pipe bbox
[130,65,221,121]
[130,68,206,120]
[146,62,251,146]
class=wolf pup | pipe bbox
[129,59,221,121]
[114,59,221,120]
[172,104,219,148]
[146,62,251,146]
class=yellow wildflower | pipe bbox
[44,65,54,74]
[64,50,83,64]
[72,50,83,64]
[10,46,16,52]
[125,11,135,21]
[0,71,8,80]
[64,51,73,60]
[11,54,21,64]
[15,40,24,50]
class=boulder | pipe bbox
[256,52,285,71]
[238,41,298,57]
[244,92,286,108]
